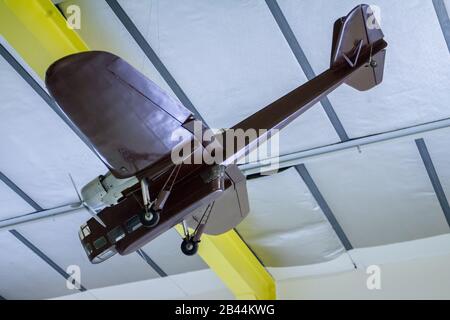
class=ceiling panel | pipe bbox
[304,136,450,248]
[116,0,341,156]
[15,209,161,291]
[236,167,345,267]
[0,231,77,299]
[0,53,106,209]
[0,180,34,220]
[278,0,450,138]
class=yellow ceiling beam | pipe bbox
[176,226,276,300]
[0,0,276,300]
[0,0,88,79]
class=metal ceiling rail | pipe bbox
[0,0,275,300]
[137,249,168,278]
[240,117,450,175]
[0,171,42,211]
[415,138,450,227]
[432,0,450,52]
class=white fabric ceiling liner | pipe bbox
[267,253,355,281]
[0,231,81,299]
[0,180,34,220]
[350,233,450,268]
[278,0,450,138]
[304,133,450,248]
[0,53,106,209]
[108,0,341,156]
[52,269,234,300]
[236,167,345,267]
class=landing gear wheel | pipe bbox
[139,208,160,227]
[181,238,199,256]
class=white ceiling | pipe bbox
[0,0,449,299]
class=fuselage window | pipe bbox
[126,215,142,233]
[93,236,107,250]
[107,226,125,244]
[84,243,93,255]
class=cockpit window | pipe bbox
[78,229,84,240]
[93,236,107,250]
[82,225,91,237]
[126,215,142,233]
[107,226,125,244]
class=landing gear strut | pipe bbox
[139,165,182,229]
[180,203,214,256]
[139,178,160,228]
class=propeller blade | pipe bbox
[68,173,82,202]
[68,174,106,228]
[85,204,107,228]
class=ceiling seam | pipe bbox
[136,249,168,277]
[0,171,42,211]
[295,164,353,250]
[415,138,450,227]
[105,0,208,125]
[9,229,88,292]
[0,43,98,156]
[432,0,450,53]
[265,0,349,142]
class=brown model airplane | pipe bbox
[45,4,387,263]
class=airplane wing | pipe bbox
[46,51,194,178]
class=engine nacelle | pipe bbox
[81,172,138,213]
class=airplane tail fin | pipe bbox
[330,4,386,91]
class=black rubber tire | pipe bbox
[181,238,199,256]
[139,209,160,228]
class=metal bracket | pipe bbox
[343,39,363,67]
